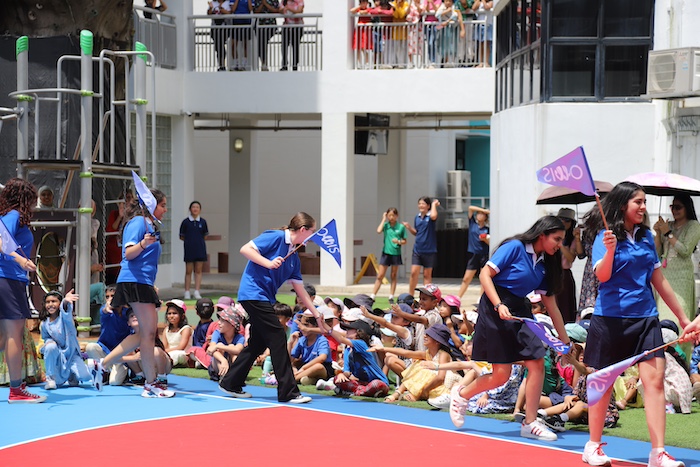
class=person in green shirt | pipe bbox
[371,208,408,303]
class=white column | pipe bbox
[229,121,254,274]
[320,112,353,286]
[318,0,354,285]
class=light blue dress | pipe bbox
[40,301,91,385]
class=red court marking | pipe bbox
[0,407,640,466]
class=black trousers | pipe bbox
[220,300,300,402]
[281,27,302,69]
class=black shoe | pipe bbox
[541,414,566,432]
[217,66,226,71]
[280,66,288,71]
[388,298,395,305]
[219,385,252,398]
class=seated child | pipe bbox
[290,309,334,386]
[192,297,215,348]
[188,296,234,368]
[85,285,131,385]
[207,306,246,382]
[120,310,173,388]
[161,299,193,367]
[361,303,415,379]
[320,318,390,398]
[39,290,92,389]
[691,342,700,402]
[383,323,454,403]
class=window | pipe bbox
[495,0,654,111]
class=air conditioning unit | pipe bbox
[646,47,700,99]
[446,170,471,212]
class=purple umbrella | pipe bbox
[536,180,614,205]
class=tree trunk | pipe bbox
[0,0,134,51]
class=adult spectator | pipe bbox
[143,0,167,19]
[252,0,281,71]
[208,0,232,71]
[280,0,304,71]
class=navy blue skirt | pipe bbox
[584,315,664,370]
[0,277,31,320]
[471,286,546,364]
[112,282,160,308]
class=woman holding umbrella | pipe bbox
[653,194,700,350]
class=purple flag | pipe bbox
[308,219,342,267]
[537,147,597,197]
[519,317,571,354]
[587,352,647,406]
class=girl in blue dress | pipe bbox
[91,189,172,398]
[179,200,209,300]
[0,178,45,403]
[219,212,322,403]
[581,182,691,467]
[448,215,570,442]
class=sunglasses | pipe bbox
[670,204,683,210]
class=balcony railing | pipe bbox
[189,13,322,72]
[133,5,178,69]
[351,13,493,69]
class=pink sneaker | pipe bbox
[449,385,468,428]
[648,450,685,467]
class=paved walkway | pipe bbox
[164,272,484,308]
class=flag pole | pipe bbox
[283,242,308,261]
[595,193,609,231]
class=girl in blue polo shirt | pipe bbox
[581,182,691,467]
[0,178,46,404]
[91,189,173,398]
[403,196,440,295]
[448,216,570,443]
[219,212,322,404]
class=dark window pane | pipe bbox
[604,45,648,97]
[551,0,597,37]
[533,0,541,41]
[523,51,531,103]
[604,0,653,37]
[552,45,596,96]
[514,55,522,105]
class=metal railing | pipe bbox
[351,13,493,69]
[189,13,322,72]
[133,5,178,69]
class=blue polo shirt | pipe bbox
[486,240,547,297]
[237,230,303,302]
[344,339,389,384]
[414,213,437,254]
[96,306,132,353]
[0,210,34,284]
[291,335,331,363]
[467,214,489,255]
[117,216,161,285]
[592,227,659,318]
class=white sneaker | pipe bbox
[316,379,336,391]
[286,395,312,404]
[428,393,451,410]
[582,441,612,466]
[449,385,468,428]
[648,450,685,467]
[520,419,557,441]
[89,359,104,392]
[44,378,57,390]
[193,290,202,300]
[184,291,191,300]
[142,381,175,398]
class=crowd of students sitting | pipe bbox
[4,280,699,434]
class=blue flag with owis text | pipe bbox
[308,219,342,267]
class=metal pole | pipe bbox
[134,42,148,175]
[77,30,94,337]
[16,36,29,178]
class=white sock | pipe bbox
[537,409,547,418]
[388,295,394,300]
[158,374,167,380]
[650,448,664,456]
[560,413,569,422]
[370,294,375,299]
